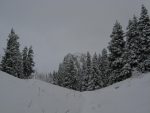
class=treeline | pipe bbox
[0,5,150,92]
[49,5,150,91]
[0,29,35,79]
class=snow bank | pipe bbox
[0,71,150,113]
[0,71,84,113]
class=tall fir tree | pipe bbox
[108,21,125,62]
[81,52,93,91]
[126,15,139,68]
[85,52,94,91]
[80,56,87,91]
[92,52,103,89]
[100,48,109,87]
[67,58,78,90]
[22,46,28,78]
[1,28,23,78]
[137,5,150,72]
[57,54,78,90]
[108,21,125,83]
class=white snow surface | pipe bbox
[0,71,150,113]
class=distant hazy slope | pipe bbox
[0,71,150,113]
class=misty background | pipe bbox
[0,0,150,73]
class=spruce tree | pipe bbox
[100,48,109,87]
[80,56,87,91]
[108,21,125,62]
[1,28,23,78]
[27,46,35,77]
[22,47,28,78]
[56,63,65,86]
[22,46,34,78]
[126,15,139,68]
[137,5,150,72]
[57,54,78,90]
[81,52,93,91]
[108,21,125,83]
[92,52,103,89]
[85,52,94,91]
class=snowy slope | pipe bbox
[81,73,150,113]
[0,71,84,113]
[0,71,150,113]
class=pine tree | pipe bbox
[22,46,35,78]
[1,28,23,78]
[52,71,58,84]
[27,46,35,77]
[120,63,132,79]
[57,54,78,90]
[67,58,78,90]
[80,52,93,91]
[22,47,28,78]
[80,56,87,91]
[56,63,65,86]
[137,5,150,72]
[85,52,94,91]
[92,52,103,89]
[108,21,125,62]
[100,48,109,87]
[126,15,139,68]
[108,21,125,83]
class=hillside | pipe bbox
[0,71,150,113]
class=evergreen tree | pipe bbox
[52,71,58,84]
[27,46,35,77]
[22,46,28,78]
[137,5,150,72]
[67,58,78,90]
[85,52,94,91]
[126,15,139,68]
[92,52,103,89]
[108,21,125,83]
[57,54,78,90]
[100,48,109,87]
[120,63,132,79]
[80,56,87,91]
[80,52,93,91]
[1,28,23,78]
[108,21,125,63]
[56,63,65,86]
[22,46,34,78]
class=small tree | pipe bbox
[27,46,35,77]
[22,46,35,78]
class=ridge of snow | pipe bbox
[0,71,150,113]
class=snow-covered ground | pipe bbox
[0,71,150,113]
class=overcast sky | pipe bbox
[0,0,150,73]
